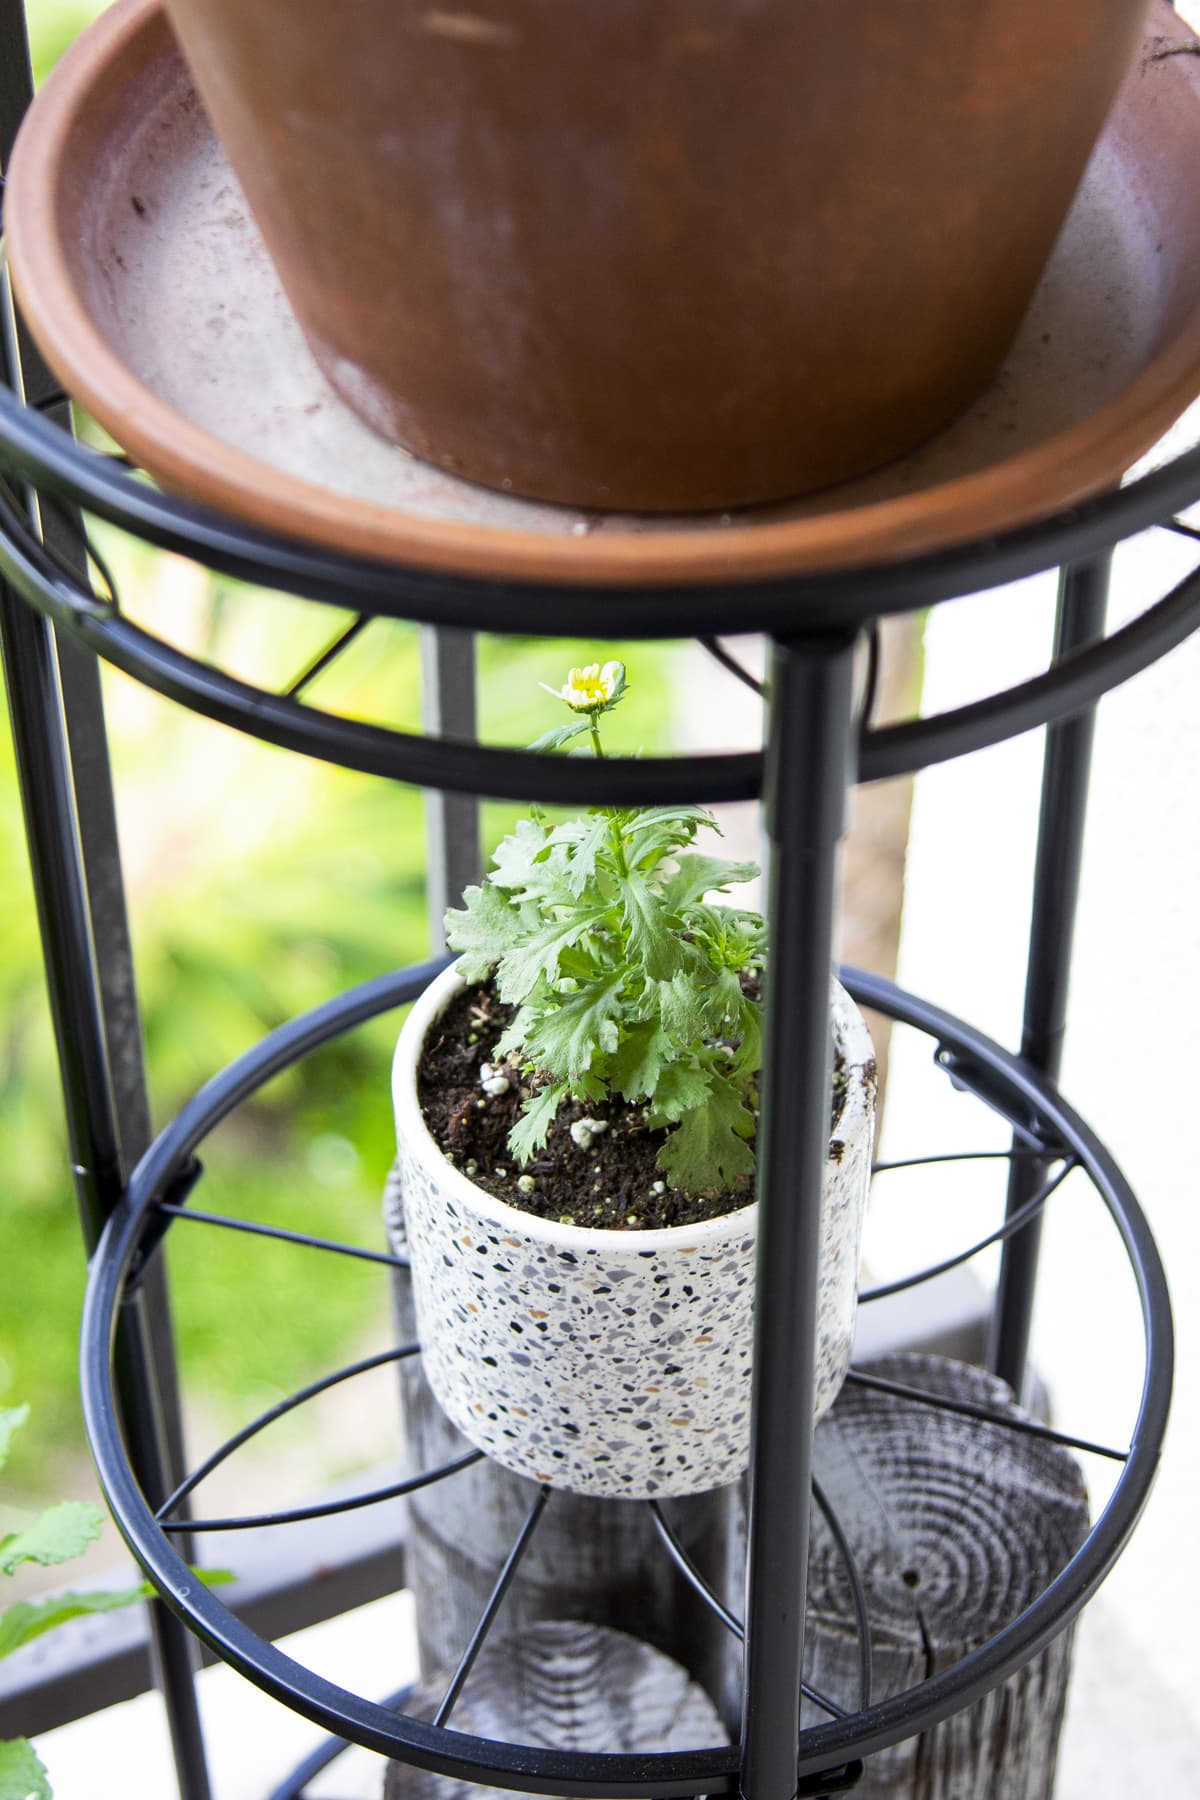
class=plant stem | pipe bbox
[590,713,629,878]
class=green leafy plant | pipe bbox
[447,661,765,1196]
[0,1406,227,1800]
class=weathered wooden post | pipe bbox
[802,1353,1091,1796]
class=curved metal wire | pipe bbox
[811,1477,872,1715]
[857,1157,1078,1303]
[263,1683,417,1800]
[152,1201,411,1271]
[154,1344,422,1523]
[433,1488,552,1728]
[842,1370,1127,1463]
[162,1449,485,1535]
[646,1502,847,1721]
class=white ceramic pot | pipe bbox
[390,965,875,1499]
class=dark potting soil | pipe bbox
[416,978,850,1232]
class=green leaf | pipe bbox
[662,855,759,911]
[527,719,594,753]
[0,1738,51,1800]
[0,1569,231,1664]
[550,812,613,899]
[524,969,626,1077]
[494,905,608,1004]
[656,967,711,1045]
[444,883,529,983]
[0,1411,29,1477]
[0,1584,149,1661]
[644,1059,712,1125]
[0,1504,104,1577]
[623,806,715,870]
[507,1081,569,1164]
[488,820,574,905]
[656,1075,756,1194]
[617,874,681,983]
[606,1019,672,1103]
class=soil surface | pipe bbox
[416,978,849,1231]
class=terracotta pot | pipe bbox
[161,0,1148,513]
[389,965,876,1499]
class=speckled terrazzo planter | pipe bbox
[390,966,876,1499]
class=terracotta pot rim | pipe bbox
[9,0,1200,588]
[392,961,875,1254]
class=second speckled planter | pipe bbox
[390,966,876,1499]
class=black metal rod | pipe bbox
[155,1345,421,1522]
[649,1500,745,1642]
[647,1505,845,1721]
[153,1201,411,1269]
[162,1450,484,1534]
[871,1147,1045,1174]
[284,613,370,696]
[844,1369,1127,1462]
[858,1157,1077,1303]
[433,1487,551,1728]
[990,557,1110,1394]
[741,634,857,1800]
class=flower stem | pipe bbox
[590,713,629,878]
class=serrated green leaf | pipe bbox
[606,1019,672,1103]
[0,1504,104,1578]
[549,812,613,898]
[445,883,530,983]
[507,1081,569,1164]
[727,991,763,1078]
[623,807,715,872]
[523,969,626,1078]
[644,1059,712,1125]
[662,854,759,912]
[488,820,576,905]
[656,1075,756,1194]
[618,874,682,983]
[0,1737,50,1800]
[657,968,711,1044]
[0,1411,29,1478]
[527,719,594,753]
[494,904,609,1004]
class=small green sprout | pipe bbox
[446,661,764,1196]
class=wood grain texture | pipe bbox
[383,1621,727,1800]
[800,1354,1091,1796]
[387,1171,740,1724]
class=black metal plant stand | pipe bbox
[0,7,1193,1793]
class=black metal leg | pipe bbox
[420,625,481,951]
[989,555,1110,1395]
[740,635,857,1800]
[0,576,214,1800]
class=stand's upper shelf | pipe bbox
[7,0,1200,595]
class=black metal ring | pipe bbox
[1,376,1199,635]
[79,963,1173,1795]
[2,474,1198,800]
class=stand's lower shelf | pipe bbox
[78,966,1171,1796]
